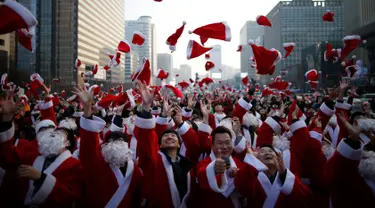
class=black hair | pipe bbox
[55,128,76,152]
[104,131,128,143]
[159,129,182,146]
[259,144,278,153]
[211,126,232,144]
[185,120,198,133]
[350,111,365,125]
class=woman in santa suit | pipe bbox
[72,85,143,208]
[325,112,375,207]
[134,80,195,208]
[0,96,84,207]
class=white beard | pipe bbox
[101,140,132,169]
[243,112,259,128]
[37,129,67,157]
[273,135,290,152]
[322,144,335,159]
[359,150,375,181]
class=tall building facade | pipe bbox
[157,53,173,84]
[77,0,125,84]
[124,51,140,83]
[125,16,157,83]
[208,45,222,80]
[239,21,264,80]
[344,0,375,85]
[178,64,192,83]
[264,0,344,82]
[15,0,125,92]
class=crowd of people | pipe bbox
[0,74,374,208]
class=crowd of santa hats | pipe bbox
[0,0,369,103]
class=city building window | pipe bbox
[0,39,4,46]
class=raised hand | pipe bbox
[173,105,183,126]
[42,84,51,96]
[200,100,209,123]
[214,149,226,175]
[275,153,286,175]
[162,96,172,117]
[72,85,93,117]
[339,79,350,90]
[232,117,241,136]
[187,94,194,109]
[137,80,152,111]
[0,95,17,122]
[291,105,300,120]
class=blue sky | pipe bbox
[125,0,283,75]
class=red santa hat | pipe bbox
[287,100,305,125]
[205,54,210,59]
[261,88,274,97]
[242,76,249,86]
[132,31,145,46]
[344,58,360,78]
[131,57,151,85]
[30,73,44,100]
[256,15,272,27]
[188,21,231,45]
[340,35,365,63]
[95,94,118,110]
[268,76,290,91]
[61,90,66,98]
[117,39,131,53]
[324,42,333,61]
[283,42,295,59]
[249,39,281,75]
[52,78,60,83]
[178,81,190,90]
[199,77,214,87]
[0,0,38,35]
[89,85,100,96]
[164,84,183,99]
[237,45,243,52]
[166,21,186,52]
[156,68,169,80]
[19,94,29,106]
[175,74,179,77]
[74,58,81,71]
[116,85,123,93]
[322,10,334,22]
[205,61,215,71]
[305,69,319,89]
[109,51,121,68]
[17,27,34,51]
[1,73,8,86]
[186,40,212,60]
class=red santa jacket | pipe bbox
[325,139,375,207]
[134,115,192,208]
[196,152,243,208]
[177,121,201,164]
[0,124,84,207]
[335,101,352,146]
[235,153,312,208]
[79,116,143,208]
[39,94,57,124]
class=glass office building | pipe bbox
[264,0,344,87]
[125,16,157,84]
[16,0,125,92]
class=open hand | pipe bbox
[137,80,152,111]
[0,95,17,122]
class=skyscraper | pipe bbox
[264,0,344,80]
[125,16,157,84]
[157,53,173,84]
[344,0,375,79]
[124,51,140,83]
[208,45,222,80]
[239,21,264,80]
[15,0,126,91]
[178,64,192,82]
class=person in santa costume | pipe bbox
[133,80,195,208]
[72,85,143,208]
[0,96,84,207]
[325,112,375,207]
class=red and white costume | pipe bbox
[235,154,312,207]
[0,124,83,207]
[79,116,143,207]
